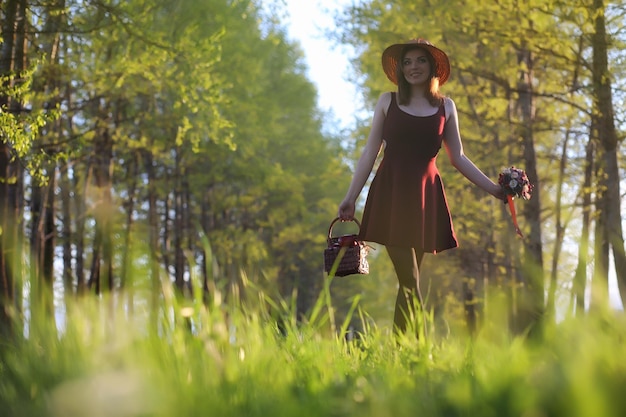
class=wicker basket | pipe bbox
[323,218,369,277]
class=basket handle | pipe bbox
[327,217,362,242]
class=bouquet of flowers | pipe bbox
[498,167,533,237]
[498,166,533,200]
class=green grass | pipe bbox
[1,290,625,417]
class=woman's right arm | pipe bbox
[338,92,390,220]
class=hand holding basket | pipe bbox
[323,218,370,277]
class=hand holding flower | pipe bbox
[498,167,534,238]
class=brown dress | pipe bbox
[358,93,458,253]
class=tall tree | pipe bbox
[573,137,594,315]
[514,39,544,336]
[29,0,67,323]
[589,0,626,309]
[0,0,27,336]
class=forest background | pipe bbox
[2,0,626,343]
[2,0,626,416]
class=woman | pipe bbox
[338,38,504,335]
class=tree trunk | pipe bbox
[121,153,138,314]
[201,196,215,306]
[512,44,544,336]
[29,168,56,322]
[162,190,171,275]
[145,152,161,328]
[573,138,594,315]
[74,162,87,295]
[547,133,569,316]
[0,0,27,336]
[60,163,73,299]
[25,0,66,323]
[184,178,194,300]
[87,120,114,294]
[0,146,17,336]
[592,143,610,309]
[174,151,185,293]
[590,0,625,309]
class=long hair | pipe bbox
[395,45,445,107]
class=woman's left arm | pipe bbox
[442,97,504,200]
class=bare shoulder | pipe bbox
[376,91,393,115]
[379,91,393,103]
[443,96,458,121]
[443,96,457,111]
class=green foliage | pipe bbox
[8,0,352,317]
[0,65,60,184]
[1,293,625,417]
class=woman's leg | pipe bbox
[386,246,425,335]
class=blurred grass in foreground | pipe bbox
[1,290,625,417]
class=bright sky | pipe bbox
[281,0,360,131]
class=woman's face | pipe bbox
[401,48,432,86]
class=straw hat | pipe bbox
[381,38,450,85]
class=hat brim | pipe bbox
[382,39,450,86]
